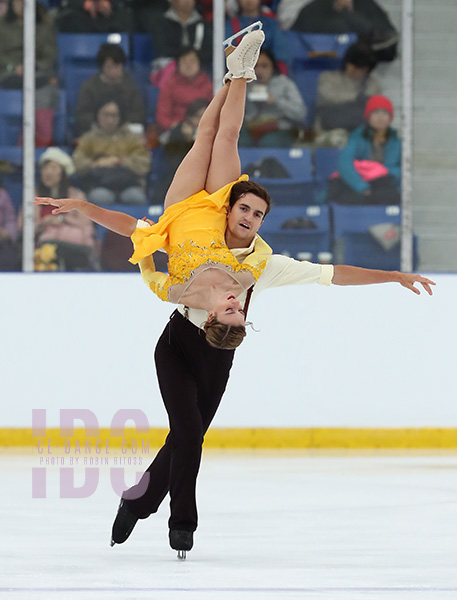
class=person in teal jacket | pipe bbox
[331,94,401,205]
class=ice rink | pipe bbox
[2,450,457,599]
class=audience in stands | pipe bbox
[75,43,145,138]
[56,0,131,33]
[0,176,18,271]
[240,48,306,147]
[327,94,401,205]
[33,147,100,271]
[155,47,213,136]
[290,0,398,62]
[155,97,209,201]
[226,0,289,67]
[129,0,168,32]
[0,0,58,110]
[150,0,213,72]
[73,95,151,205]
[314,41,381,147]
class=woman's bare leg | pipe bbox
[164,85,230,210]
[204,78,247,194]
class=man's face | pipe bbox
[226,193,267,245]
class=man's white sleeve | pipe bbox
[253,255,334,297]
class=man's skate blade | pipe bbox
[223,21,263,49]
[177,550,187,560]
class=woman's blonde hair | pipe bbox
[203,318,246,350]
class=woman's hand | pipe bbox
[141,217,156,226]
[34,197,83,216]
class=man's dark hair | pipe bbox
[96,43,127,69]
[229,180,271,217]
[342,42,378,73]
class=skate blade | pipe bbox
[110,539,115,547]
[223,21,263,50]
[177,550,187,560]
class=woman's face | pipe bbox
[209,293,245,327]
[368,109,392,131]
[254,53,274,84]
[97,101,121,132]
[40,160,64,188]
[178,51,200,79]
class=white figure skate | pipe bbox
[223,22,265,84]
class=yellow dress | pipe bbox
[129,175,272,302]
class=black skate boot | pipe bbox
[169,529,193,560]
[110,498,139,546]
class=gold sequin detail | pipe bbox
[149,229,267,302]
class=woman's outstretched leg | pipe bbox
[164,84,230,210]
[205,29,265,193]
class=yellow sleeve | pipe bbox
[138,255,170,302]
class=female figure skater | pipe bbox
[35,27,271,351]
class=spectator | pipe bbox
[34,147,100,271]
[225,0,278,19]
[155,97,209,201]
[314,41,380,147]
[0,177,18,271]
[240,48,306,147]
[75,43,146,138]
[327,94,401,205]
[155,47,213,135]
[0,0,58,109]
[129,0,168,32]
[291,0,398,62]
[150,0,213,71]
[73,95,151,205]
[225,0,289,67]
[56,0,131,33]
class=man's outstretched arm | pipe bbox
[332,265,436,295]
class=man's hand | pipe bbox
[34,197,83,216]
[332,265,436,295]
[397,272,436,296]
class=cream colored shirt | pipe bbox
[176,235,334,329]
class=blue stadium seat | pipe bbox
[131,34,156,97]
[261,204,330,260]
[239,147,314,205]
[285,32,357,69]
[285,32,357,127]
[0,89,68,146]
[331,203,404,269]
[146,86,160,124]
[314,147,340,199]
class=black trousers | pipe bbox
[123,310,235,532]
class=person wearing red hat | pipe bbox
[327,93,401,205]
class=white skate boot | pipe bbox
[223,24,265,84]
